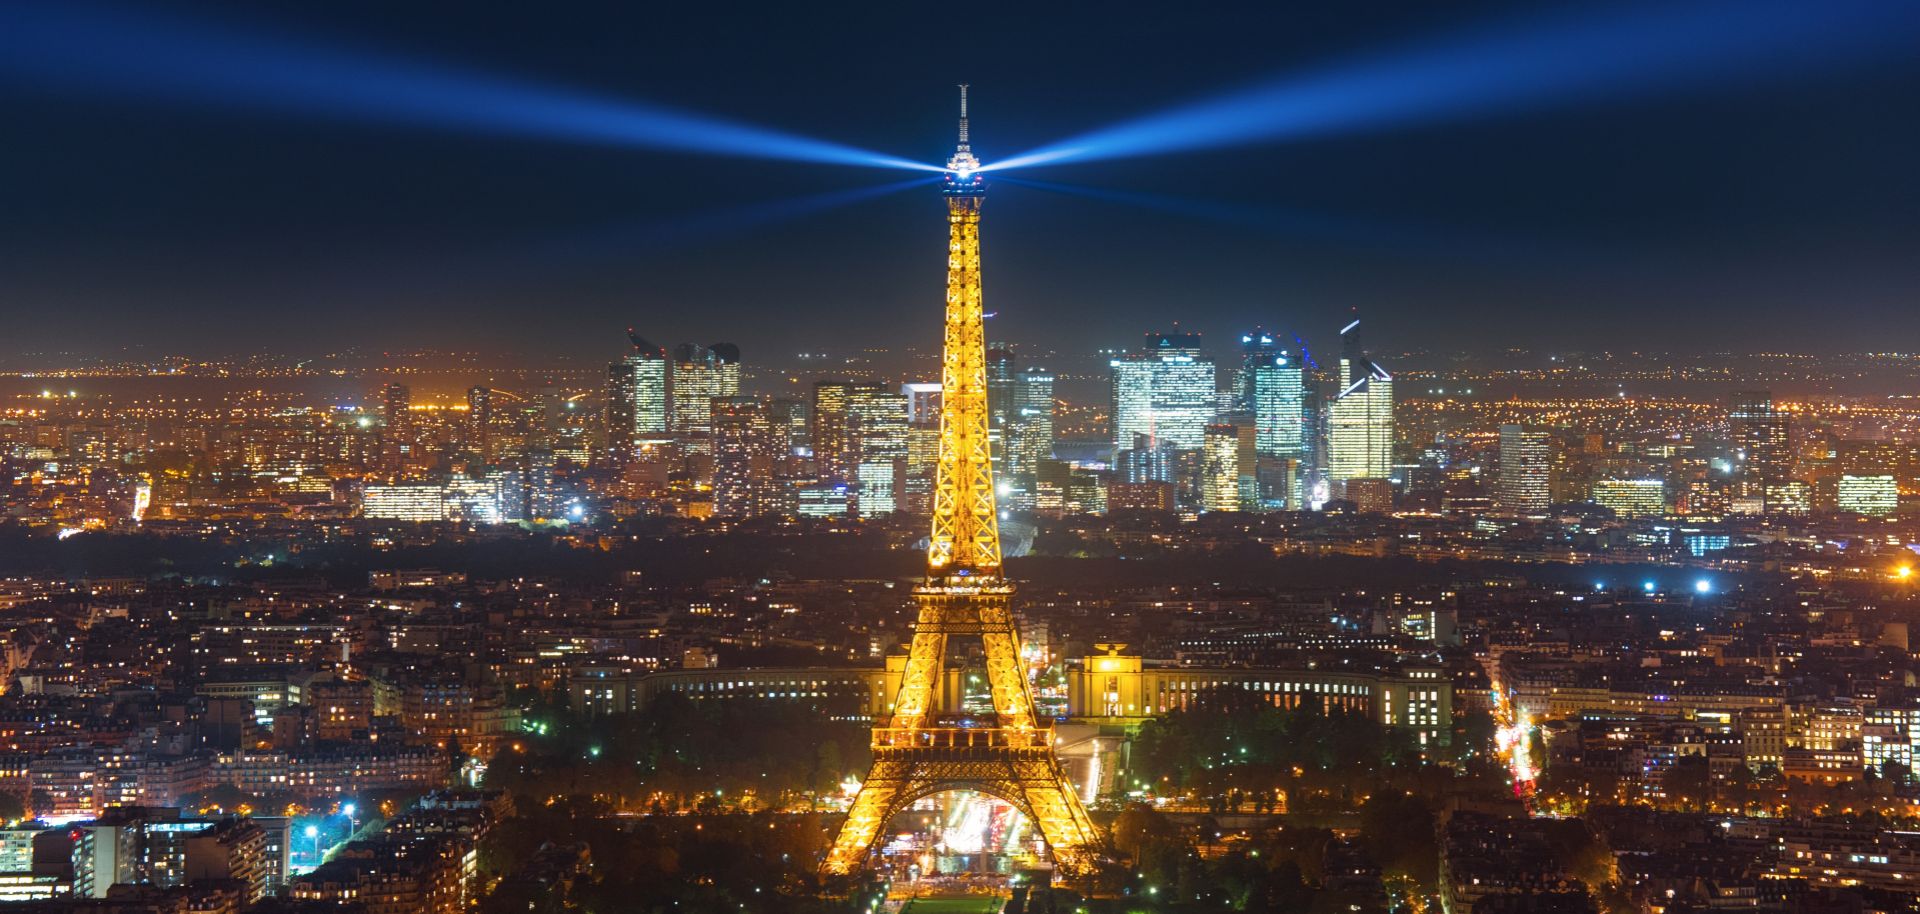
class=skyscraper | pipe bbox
[1008,366,1055,490]
[1327,320,1394,486]
[1234,328,1280,412]
[711,396,780,517]
[606,331,668,465]
[1249,346,1305,459]
[669,342,742,438]
[848,385,909,517]
[1729,390,1790,513]
[1109,331,1217,454]
[1202,424,1243,513]
[811,380,852,481]
[901,383,943,425]
[1496,424,1552,516]
[1110,356,1156,455]
[768,397,809,454]
[1249,343,1306,509]
[1118,433,1177,485]
[986,342,1016,471]
[378,382,411,476]
[902,383,943,514]
[465,385,493,464]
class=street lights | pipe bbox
[305,824,321,865]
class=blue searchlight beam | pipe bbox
[995,176,1557,264]
[984,0,1920,172]
[527,176,940,265]
[0,2,940,173]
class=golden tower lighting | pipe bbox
[823,87,1106,880]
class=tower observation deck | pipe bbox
[822,88,1106,881]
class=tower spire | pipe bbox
[946,84,980,176]
[957,83,970,150]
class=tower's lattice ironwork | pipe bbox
[824,87,1105,880]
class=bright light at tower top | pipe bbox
[945,84,982,180]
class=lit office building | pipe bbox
[1248,342,1306,510]
[811,380,852,482]
[1250,349,1306,460]
[1109,331,1217,454]
[768,397,809,453]
[796,482,853,518]
[987,343,1017,470]
[1202,424,1243,513]
[1117,434,1177,485]
[1764,480,1812,517]
[1233,328,1281,413]
[901,383,943,425]
[1730,390,1790,479]
[363,484,449,522]
[465,385,492,463]
[668,342,742,438]
[848,386,909,517]
[378,382,411,475]
[902,383,943,515]
[1496,424,1552,515]
[1008,367,1056,486]
[1327,321,1394,485]
[1729,390,1791,513]
[1838,474,1899,516]
[712,396,781,518]
[606,332,669,464]
[1110,357,1156,454]
[1593,479,1666,518]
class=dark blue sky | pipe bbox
[2,0,1917,362]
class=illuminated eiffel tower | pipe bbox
[823,87,1105,880]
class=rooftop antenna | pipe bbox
[946,84,981,176]
[957,84,970,150]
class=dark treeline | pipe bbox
[0,521,1741,594]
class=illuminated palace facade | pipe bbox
[570,653,1454,805]
[584,652,1453,747]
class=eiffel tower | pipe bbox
[822,87,1105,879]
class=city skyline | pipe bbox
[9,4,1920,911]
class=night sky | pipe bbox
[2,0,1918,362]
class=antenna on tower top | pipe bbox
[957,84,971,150]
[945,84,981,177]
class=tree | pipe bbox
[0,792,23,823]
[1359,793,1437,890]
[1663,755,1712,812]
[1882,759,1911,786]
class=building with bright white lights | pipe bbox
[1327,321,1394,486]
[667,342,741,439]
[1838,474,1899,516]
[1110,332,1217,454]
[1593,479,1666,518]
[1008,367,1055,485]
[363,484,450,522]
[848,385,908,517]
[606,332,669,462]
[1250,350,1306,460]
[1496,424,1552,516]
